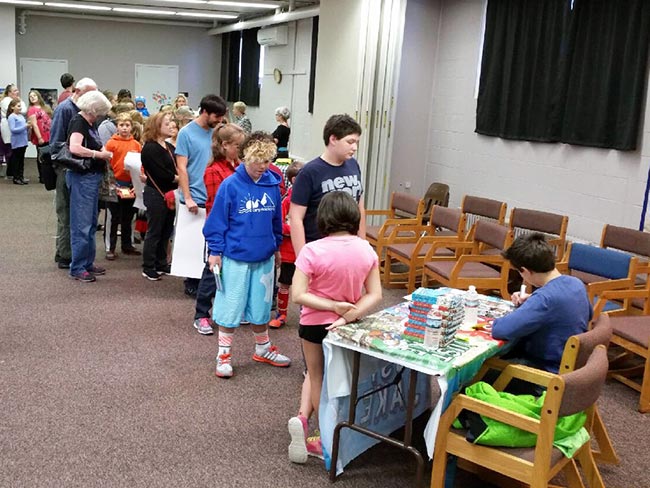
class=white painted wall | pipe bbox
[390,0,440,198]
[310,0,365,157]
[15,15,221,109]
[428,0,650,243]
[0,6,17,88]
[245,18,315,161]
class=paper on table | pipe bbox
[124,151,146,210]
[170,204,207,279]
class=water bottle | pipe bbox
[424,308,442,349]
[464,285,479,326]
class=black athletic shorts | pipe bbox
[278,262,296,286]
[299,324,329,344]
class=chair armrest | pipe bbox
[366,209,391,217]
[491,362,557,392]
[412,235,462,256]
[454,395,541,434]
[594,288,650,316]
[556,261,569,274]
[455,254,505,266]
[423,240,473,261]
[586,278,634,297]
[470,357,511,384]
[386,223,429,241]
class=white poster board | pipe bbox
[170,204,207,279]
[134,64,179,114]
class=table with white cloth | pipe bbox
[320,288,514,487]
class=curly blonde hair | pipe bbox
[242,131,277,163]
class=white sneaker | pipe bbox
[215,353,233,378]
[253,345,291,367]
[288,417,308,464]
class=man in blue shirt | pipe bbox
[492,233,592,374]
[49,77,97,269]
[175,94,226,297]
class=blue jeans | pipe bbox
[66,170,103,276]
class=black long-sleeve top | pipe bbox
[141,140,178,194]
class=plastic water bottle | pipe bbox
[464,285,479,326]
[424,308,442,349]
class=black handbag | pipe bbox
[38,145,57,191]
[50,141,91,172]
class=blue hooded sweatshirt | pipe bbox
[203,164,283,263]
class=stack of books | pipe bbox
[403,288,465,349]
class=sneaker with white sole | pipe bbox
[288,417,308,464]
[193,317,214,335]
[253,345,291,367]
[215,353,233,378]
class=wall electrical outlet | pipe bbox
[404,181,412,189]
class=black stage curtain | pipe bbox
[560,0,650,150]
[476,0,650,151]
[240,28,261,107]
[224,31,241,102]
[309,16,319,114]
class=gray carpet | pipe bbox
[1,161,648,488]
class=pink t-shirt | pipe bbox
[295,235,378,325]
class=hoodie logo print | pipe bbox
[239,192,276,214]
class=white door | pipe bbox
[19,57,68,156]
[134,64,179,114]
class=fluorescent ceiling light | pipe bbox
[208,1,280,8]
[176,11,238,18]
[44,2,111,10]
[0,0,43,5]
[155,0,208,3]
[113,7,176,15]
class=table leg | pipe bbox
[329,351,425,487]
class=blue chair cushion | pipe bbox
[569,243,632,280]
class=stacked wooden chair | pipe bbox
[365,191,426,272]
[382,205,467,292]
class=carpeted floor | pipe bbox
[1,161,648,488]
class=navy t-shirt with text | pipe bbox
[291,157,363,242]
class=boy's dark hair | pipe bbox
[502,232,556,273]
[322,114,362,146]
[199,94,227,116]
[117,88,132,101]
[286,161,304,182]
[317,191,360,237]
[60,73,74,89]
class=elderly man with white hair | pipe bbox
[66,90,113,282]
[49,77,98,270]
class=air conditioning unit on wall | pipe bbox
[257,25,289,46]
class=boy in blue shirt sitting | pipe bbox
[492,233,592,375]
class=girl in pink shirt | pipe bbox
[288,191,382,463]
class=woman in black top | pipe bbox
[272,106,291,159]
[140,111,178,280]
[67,91,113,282]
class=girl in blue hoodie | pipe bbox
[204,132,291,378]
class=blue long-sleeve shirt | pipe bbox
[491,275,592,373]
[8,114,28,148]
[49,97,79,146]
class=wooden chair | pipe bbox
[422,182,450,223]
[594,289,650,413]
[559,313,620,464]
[509,207,569,261]
[382,206,468,292]
[461,195,507,238]
[431,346,609,488]
[557,242,639,309]
[421,220,514,299]
[365,191,426,270]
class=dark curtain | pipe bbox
[309,16,319,114]
[240,28,261,106]
[476,0,650,151]
[476,0,569,142]
[560,0,650,150]
[224,31,241,102]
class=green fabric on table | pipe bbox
[453,381,589,457]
